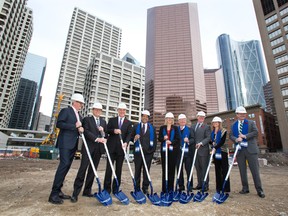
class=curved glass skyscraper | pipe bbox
[217,34,268,110]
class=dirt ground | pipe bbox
[0,154,288,216]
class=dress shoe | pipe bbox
[59,192,71,199]
[70,196,78,203]
[257,191,265,198]
[48,196,63,205]
[82,193,94,197]
[239,190,249,194]
[193,186,201,190]
[204,187,209,192]
[142,189,148,194]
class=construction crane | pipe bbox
[41,94,64,145]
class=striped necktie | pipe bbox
[239,121,243,133]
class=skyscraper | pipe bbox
[9,78,37,129]
[253,0,288,153]
[21,53,47,129]
[204,68,227,114]
[145,3,206,128]
[0,0,33,128]
[83,52,145,123]
[217,34,268,110]
[51,7,122,126]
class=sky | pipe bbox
[26,0,262,117]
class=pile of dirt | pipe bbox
[259,152,288,166]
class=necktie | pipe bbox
[239,121,243,133]
[195,123,200,131]
[96,118,100,127]
[142,124,146,134]
[119,118,123,129]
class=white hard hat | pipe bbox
[117,102,127,109]
[235,106,247,114]
[71,93,85,104]
[178,114,186,120]
[142,110,150,116]
[92,102,102,109]
[165,112,174,118]
[197,111,206,117]
[212,116,222,123]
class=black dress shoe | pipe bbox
[82,193,94,197]
[204,187,209,192]
[142,189,148,194]
[59,192,71,199]
[193,186,201,190]
[257,191,265,198]
[70,196,78,203]
[239,190,249,194]
[48,196,63,205]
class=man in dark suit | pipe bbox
[130,110,157,194]
[71,102,107,203]
[190,111,211,191]
[48,93,85,205]
[230,106,265,198]
[104,102,132,194]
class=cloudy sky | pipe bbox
[26,0,262,116]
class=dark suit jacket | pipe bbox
[190,123,211,156]
[82,115,107,154]
[229,119,259,154]
[56,106,82,150]
[131,122,157,154]
[106,116,132,155]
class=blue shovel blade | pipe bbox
[179,191,194,204]
[213,193,229,204]
[114,190,130,205]
[147,193,162,206]
[94,190,112,206]
[131,190,146,204]
[172,191,181,202]
[160,192,173,207]
[193,191,208,202]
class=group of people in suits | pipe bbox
[48,92,265,205]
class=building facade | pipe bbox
[204,68,227,114]
[217,34,268,110]
[21,53,47,129]
[9,78,37,129]
[0,0,33,128]
[253,0,288,153]
[82,52,145,123]
[145,3,206,129]
[51,7,122,127]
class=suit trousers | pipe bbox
[51,147,76,197]
[73,145,102,196]
[104,153,124,194]
[134,153,153,191]
[195,154,210,188]
[237,148,263,192]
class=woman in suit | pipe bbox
[158,112,180,193]
[210,116,230,193]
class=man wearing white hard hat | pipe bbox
[190,111,211,191]
[131,110,157,194]
[176,114,193,192]
[104,102,132,194]
[230,106,265,198]
[71,102,107,202]
[158,112,180,192]
[49,93,85,205]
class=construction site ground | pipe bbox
[0,153,288,216]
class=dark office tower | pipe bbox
[263,81,277,117]
[217,34,268,110]
[21,53,47,130]
[204,68,227,114]
[253,0,288,153]
[146,3,206,127]
[9,78,37,129]
[0,1,33,128]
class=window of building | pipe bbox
[284,99,288,108]
[275,54,288,64]
[261,0,275,15]
[267,21,279,31]
[266,13,278,24]
[277,0,288,7]
[282,88,288,96]
[269,29,282,38]
[280,76,288,85]
[277,64,288,74]
[270,36,283,46]
[282,16,288,23]
[273,44,286,54]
